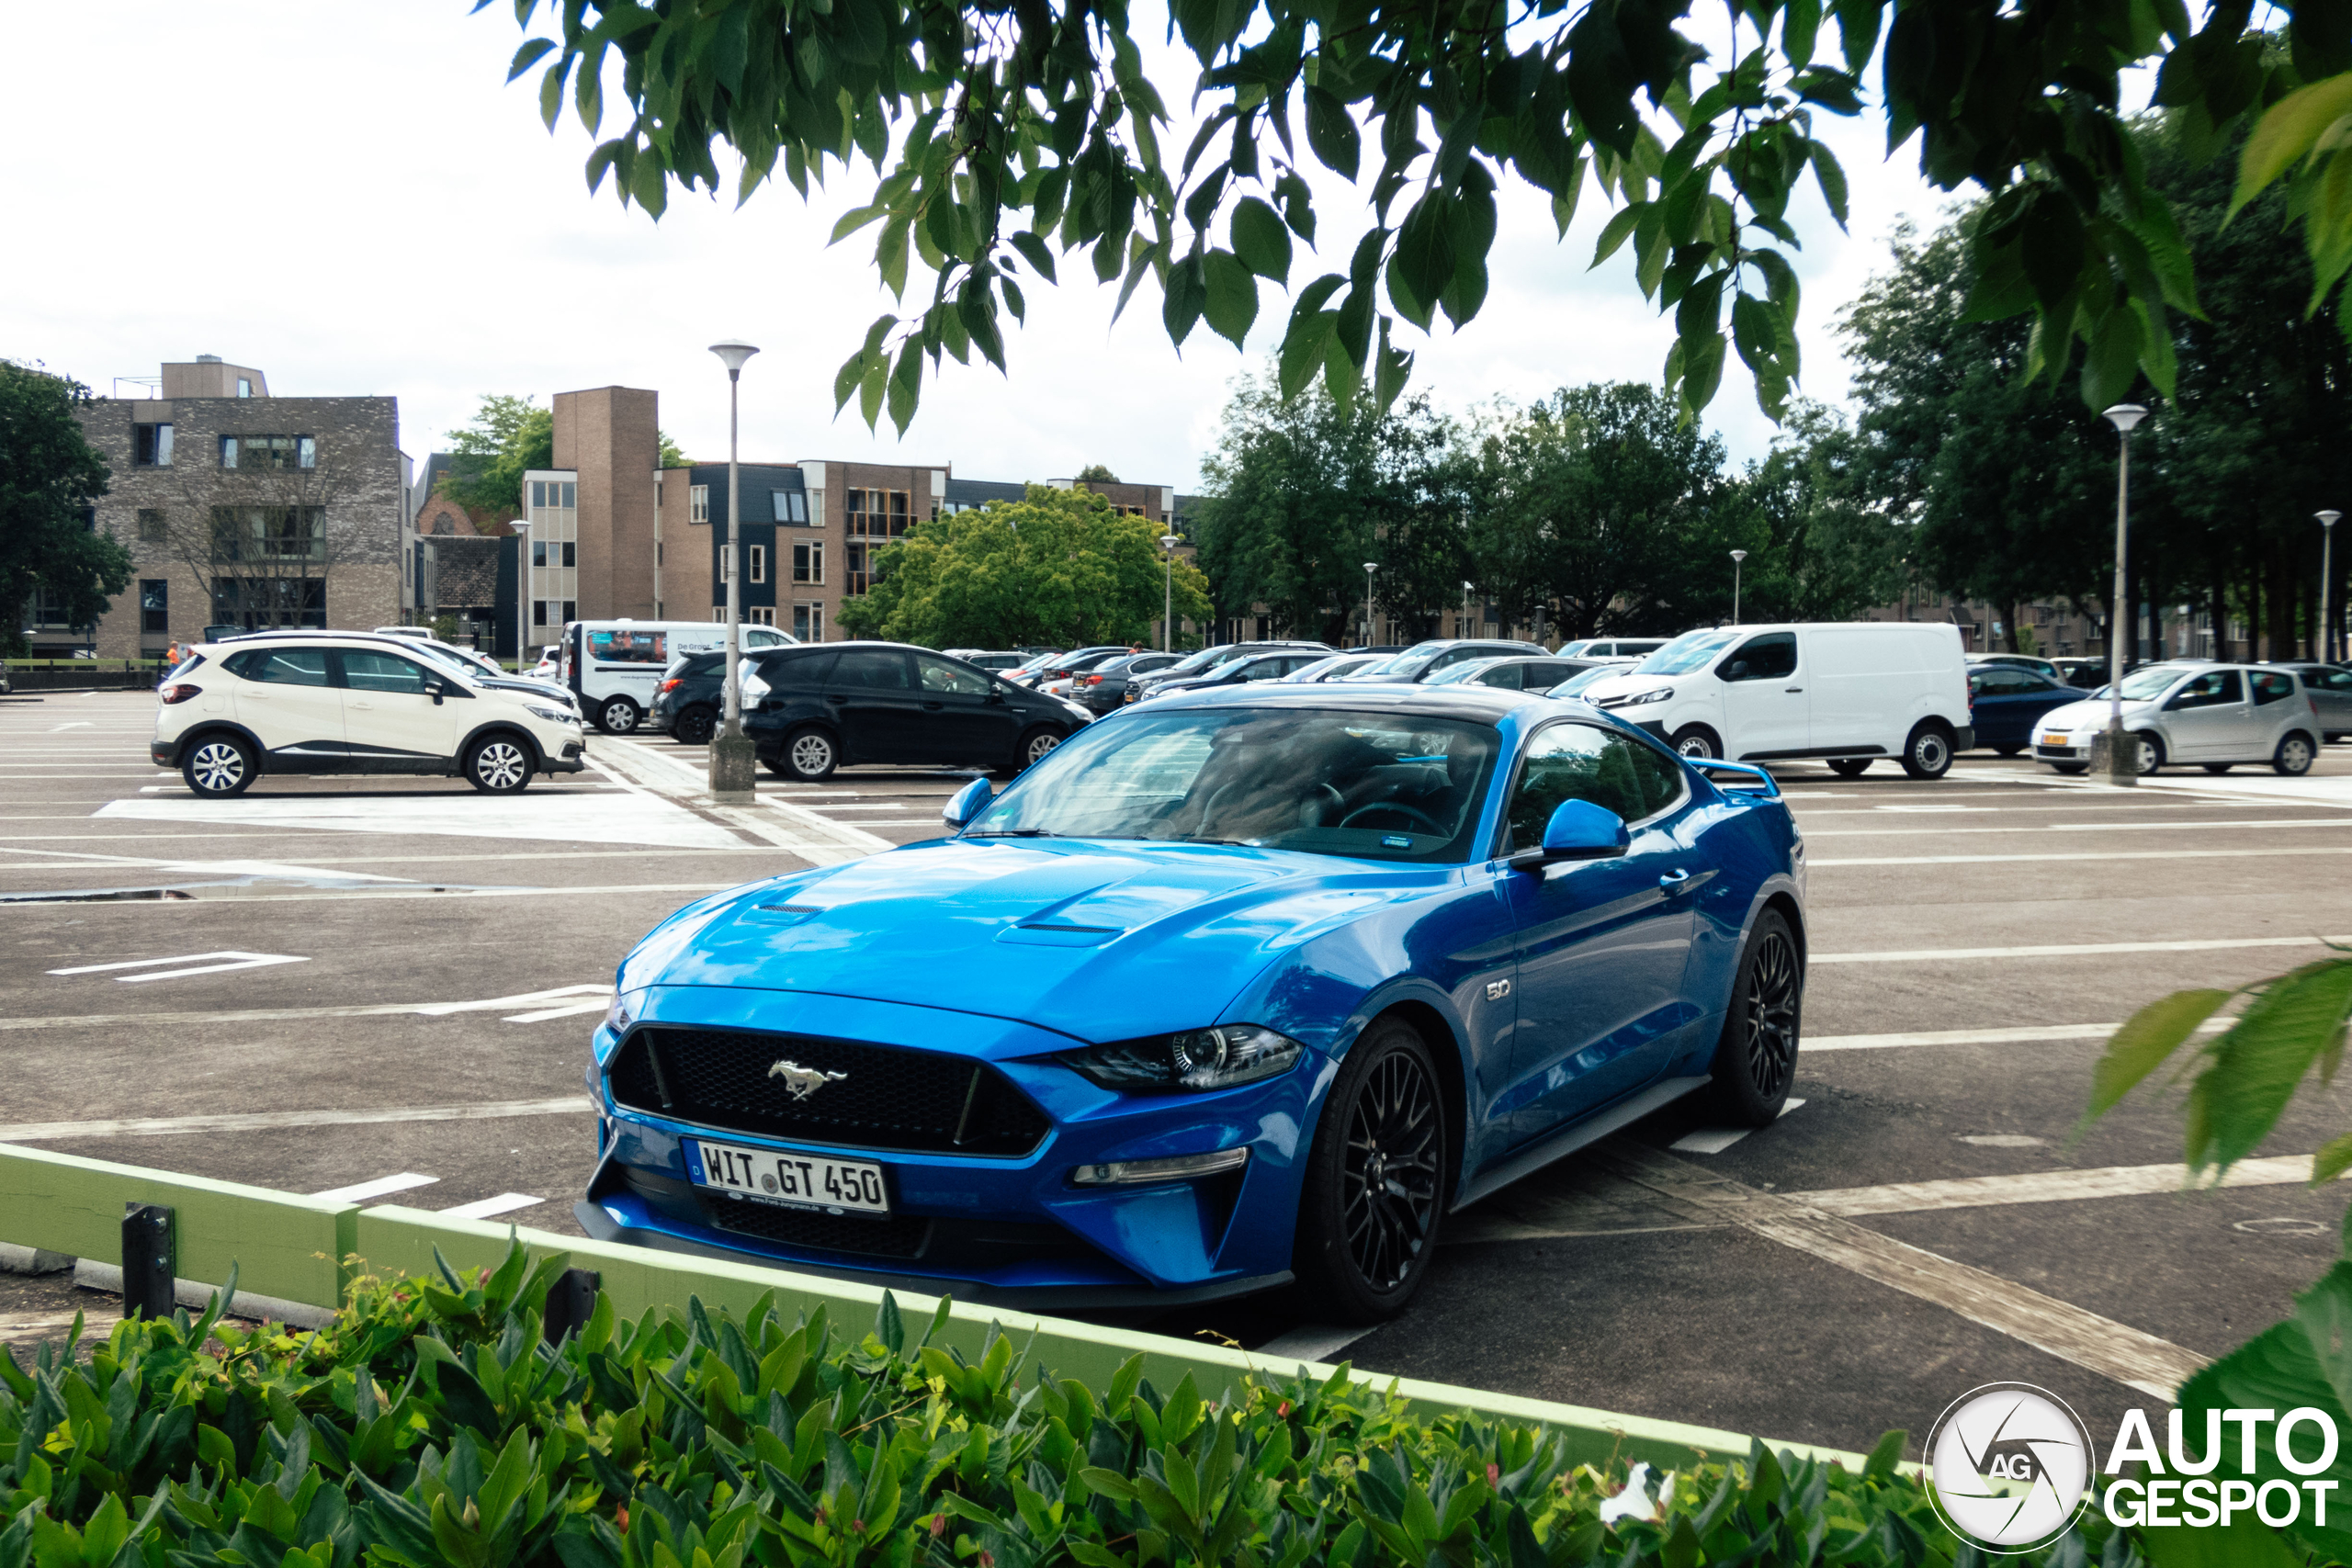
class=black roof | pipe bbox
[944,477,1027,506]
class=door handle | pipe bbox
[922,701,944,710]
[1659,868,1693,889]
[1783,686,1804,694]
[824,694,848,705]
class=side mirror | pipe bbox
[943,776,994,829]
[1510,798,1630,872]
[1724,659,1750,680]
[424,678,446,705]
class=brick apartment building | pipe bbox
[29,356,405,658]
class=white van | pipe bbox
[1577,622,1973,778]
[562,619,796,733]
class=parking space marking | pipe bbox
[311,1172,438,1204]
[1815,933,2349,964]
[47,950,311,983]
[1668,1099,1806,1154]
[45,722,92,731]
[1254,1323,1381,1365]
[1,845,411,884]
[95,791,750,851]
[1807,1020,2229,1051]
[1813,846,2352,866]
[1805,817,2352,838]
[440,1193,546,1221]
[0,1098,591,1142]
[1589,1140,2207,1399]
[593,741,888,861]
[0,984,622,1036]
[7,880,737,905]
[1792,1156,2336,1217]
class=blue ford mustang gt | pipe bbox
[578,684,1805,1321]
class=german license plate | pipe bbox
[686,1138,891,1216]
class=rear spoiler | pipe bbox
[1690,758,1781,797]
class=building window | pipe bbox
[236,377,253,398]
[845,541,871,596]
[794,603,825,643]
[561,541,576,568]
[533,601,549,626]
[219,434,314,470]
[562,600,575,624]
[690,485,709,525]
[656,542,663,565]
[748,545,767,584]
[771,490,808,524]
[793,541,823,584]
[747,606,776,626]
[208,506,324,562]
[712,605,726,623]
[532,540,548,567]
[29,587,78,630]
[209,577,324,630]
[528,480,577,509]
[140,580,169,634]
[845,489,910,539]
[132,423,174,467]
[137,509,167,542]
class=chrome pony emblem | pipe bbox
[767,1059,848,1100]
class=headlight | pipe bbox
[527,705,577,724]
[1062,1024,1303,1091]
[604,990,637,1034]
[1624,686,1675,705]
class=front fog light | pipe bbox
[1069,1148,1250,1186]
[1062,1024,1304,1091]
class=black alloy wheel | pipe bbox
[673,705,716,746]
[1295,1019,1447,1322]
[1707,909,1803,1126]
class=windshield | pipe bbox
[2118,665,2192,700]
[1342,644,1443,680]
[1550,666,1616,697]
[966,707,1502,863]
[1634,631,1738,675]
[1424,659,1501,686]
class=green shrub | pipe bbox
[2,1243,2174,1567]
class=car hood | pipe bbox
[2040,697,2155,731]
[618,838,1441,1043]
[478,676,571,705]
[1580,672,1673,704]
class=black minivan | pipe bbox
[741,642,1091,781]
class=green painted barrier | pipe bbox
[4,1144,1864,1472]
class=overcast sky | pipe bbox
[4,3,1965,491]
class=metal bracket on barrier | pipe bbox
[544,1267,601,1344]
[122,1202,175,1319]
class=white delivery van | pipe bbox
[1578,622,1973,778]
[562,619,796,733]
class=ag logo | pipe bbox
[1925,1382,2094,1553]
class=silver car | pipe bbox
[2032,663,2324,776]
[2277,663,2352,742]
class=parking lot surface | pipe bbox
[7,688,2352,1453]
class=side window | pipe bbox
[1476,664,1523,690]
[746,628,786,649]
[235,648,331,686]
[2252,671,2296,706]
[1504,724,1653,849]
[2326,670,2352,694]
[337,650,432,695]
[916,654,990,695]
[831,649,910,690]
[787,650,839,686]
[2173,671,2244,708]
[1720,631,1797,682]
[1237,659,1283,682]
[1625,740,1688,818]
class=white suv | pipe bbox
[152,634,586,797]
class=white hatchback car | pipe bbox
[2032,663,2322,776]
[153,634,586,796]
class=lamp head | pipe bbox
[708,339,761,375]
[2102,402,2148,434]
[2321,510,2343,528]
[1363,561,1377,573]
[1161,533,1181,549]
[1729,548,1748,563]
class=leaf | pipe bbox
[2193,961,2352,1172]
[2234,75,2352,220]
[1808,142,1849,229]
[2083,988,2231,1122]
[2079,301,2144,411]
[1202,249,1260,345]
[507,37,558,83]
[1862,1427,1906,1479]
[1782,0,1822,68]
[1590,204,1645,267]
[1231,197,1293,281]
[1304,86,1360,179]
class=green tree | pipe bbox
[1193,374,1464,644]
[1724,404,1905,626]
[1072,463,1119,484]
[443,396,553,518]
[658,430,687,468]
[0,362,129,655]
[492,0,2312,435]
[838,485,1209,648]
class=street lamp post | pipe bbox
[1729,549,1748,624]
[1161,533,1181,652]
[707,337,760,799]
[2321,511,2342,663]
[512,519,531,672]
[2098,403,2148,786]
[1363,562,1377,649]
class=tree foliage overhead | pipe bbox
[491,0,2350,434]
[837,482,1210,647]
[0,361,129,654]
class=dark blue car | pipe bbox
[1967,663,2083,754]
[579,684,1807,1320]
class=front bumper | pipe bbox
[582,985,1319,1303]
[543,739,588,773]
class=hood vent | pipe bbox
[995,921,1123,949]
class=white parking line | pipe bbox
[47,950,311,982]
[311,1172,439,1203]
[1668,1099,1806,1154]
[440,1192,545,1221]
[1806,1020,2230,1051]
[1813,846,2352,866]
[1805,818,2352,839]
[1254,1323,1382,1366]
[1793,1156,2337,1217]
[1814,934,2350,964]
[0,1099,592,1142]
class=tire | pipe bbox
[1668,725,1721,761]
[672,705,716,746]
[2202,762,2234,775]
[2275,732,2317,776]
[1995,744,2025,758]
[762,757,791,777]
[595,695,641,735]
[1826,758,1872,778]
[781,726,839,782]
[181,734,255,798]
[2052,761,2090,776]
[1293,1017,1448,1323]
[1706,908,1804,1127]
[1014,726,1064,771]
[464,733,534,794]
[1899,722,1955,779]
[2132,731,2165,775]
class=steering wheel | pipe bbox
[1337,800,1446,835]
[1300,783,1345,826]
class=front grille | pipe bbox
[2035,744,2079,758]
[698,1192,933,1258]
[608,1027,1049,1156]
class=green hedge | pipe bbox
[1,1243,2178,1567]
